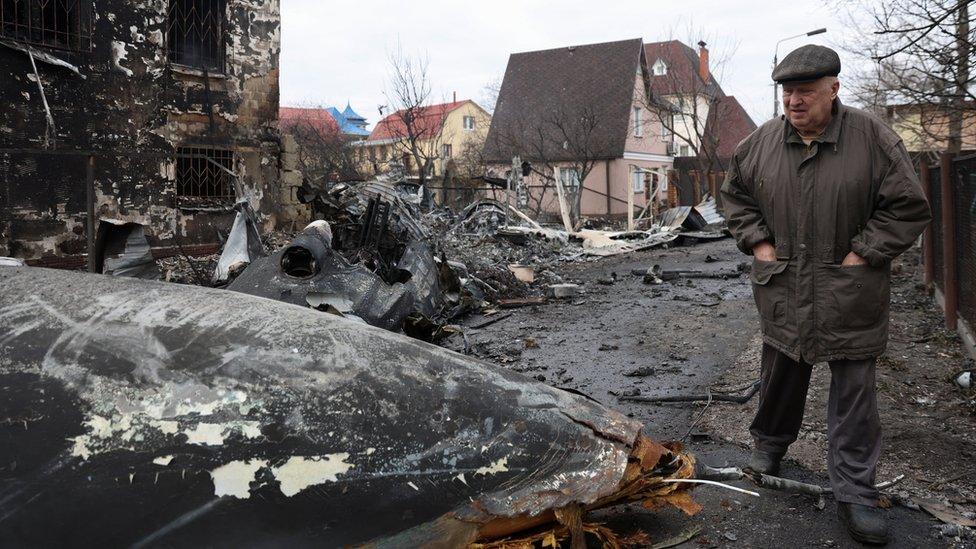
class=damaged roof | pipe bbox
[483,38,646,163]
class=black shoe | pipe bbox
[745,449,783,476]
[838,502,889,545]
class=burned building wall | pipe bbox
[0,0,282,266]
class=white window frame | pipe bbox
[559,167,581,189]
[679,144,690,157]
[652,59,667,76]
[462,115,475,131]
[633,106,643,138]
[632,169,645,193]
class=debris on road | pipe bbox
[507,263,535,283]
[498,296,547,309]
[213,200,266,284]
[548,283,581,299]
[231,180,485,339]
[633,265,743,281]
[93,219,160,279]
[0,266,701,547]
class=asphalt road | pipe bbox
[450,238,966,548]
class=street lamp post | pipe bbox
[772,28,827,118]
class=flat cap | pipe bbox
[772,44,840,83]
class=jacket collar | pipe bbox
[783,98,845,146]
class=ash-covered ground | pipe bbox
[442,238,976,548]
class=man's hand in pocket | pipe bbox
[752,241,776,262]
[841,251,868,266]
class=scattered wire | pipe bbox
[681,387,712,442]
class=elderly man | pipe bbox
[721,45,931,545]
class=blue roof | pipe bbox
[327,104,370,137]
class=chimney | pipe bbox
[453,91,457,103]
[698,40,709,82]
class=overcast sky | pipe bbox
[280,1,861,129]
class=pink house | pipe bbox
[483,38,672,221]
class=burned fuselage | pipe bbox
[0,267,696,547]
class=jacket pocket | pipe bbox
[825,264,890,329]
[751,259,790,326]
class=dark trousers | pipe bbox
[750,343,881,506]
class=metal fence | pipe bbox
[922,152,976,337]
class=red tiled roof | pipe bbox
[644,40,724,98]
[368,100,470,141]
[279,107,340,134]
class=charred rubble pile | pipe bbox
[227,179,487,341]
[437,199,572,302]
[91,176,729,344]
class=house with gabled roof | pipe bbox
[483,38,672,221]
[279,104,370,141]
[354,99,491,182]
[643,40,755,161]
[644,39,756,204]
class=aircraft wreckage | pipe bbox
[0,267,699,547]
[228,180,483,341]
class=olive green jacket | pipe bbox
[720,101,931,363]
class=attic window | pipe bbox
[0,0,91,51]
[176,147,235,198]
[167,0,227,72]
[463,115,475,130]
[652,59,667,76]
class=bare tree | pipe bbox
[384,46,448,187]
[840,0,974,153]
[480,74,503,114]
[281,104,363,186]
[487,105,612,226]
[641,27,739,184]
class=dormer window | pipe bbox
[652,58,667,76]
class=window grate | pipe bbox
[0,0,91,51]
[166,0,226,72]
[176,147,235,198]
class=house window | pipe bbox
[176,147,235,198]
[167,0,227,72]
[0,0,91,51]
[559,167,580,189]
[441,143,452,158]
[462,115,475,130]
[679,144,690,157]
[652,59,667,76]
[632,169,645,193]
[633,106,643,138]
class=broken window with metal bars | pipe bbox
[175,147,235,199]
[0,0,92,51]
[166,0,226,72]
